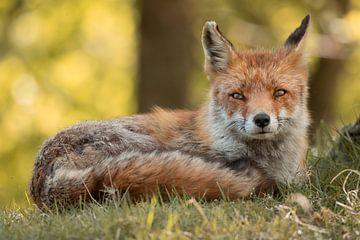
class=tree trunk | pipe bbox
[309,58,346,126]
[137,0,195,113]
[308,0,351,130]
[0,0,24,58]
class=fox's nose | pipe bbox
[253,113,270,128]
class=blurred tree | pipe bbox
[137,0,195,112]
[0,0,24,58]
[307,0,354,129]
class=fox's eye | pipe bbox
[274,89,287,98]
[230,92,245,100]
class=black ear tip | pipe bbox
[302,14,310,27]
[298,14,310,32]
[284,14,311,47]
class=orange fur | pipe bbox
[210,49,308,122]
[101,156,266,200]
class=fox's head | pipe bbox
[202,15,310,141]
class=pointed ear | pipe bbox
[284,15,310,51]
[202,21,235,74]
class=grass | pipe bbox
[1,127,359,239]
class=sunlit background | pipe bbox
[0,0,359,207]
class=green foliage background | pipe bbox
[0,0,137,207]
[0,0,360,207]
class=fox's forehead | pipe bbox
[233,49,289,73]
[215,49,306,88]
[238,48,288,63]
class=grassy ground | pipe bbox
[1,128,359,239]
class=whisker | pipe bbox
[225,121,237,129]
[277,117,295,129]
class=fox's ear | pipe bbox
[284,15,310,52]
[202,21,235,74]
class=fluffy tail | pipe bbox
[30,151,269,208]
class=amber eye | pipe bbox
[274,89,287,98]
[230,92,245,100]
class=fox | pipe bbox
[30,15,311,208]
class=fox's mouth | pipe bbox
[245,130,276,140]
[250,132,274,139]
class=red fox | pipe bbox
[30,15,311,208]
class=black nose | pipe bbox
[253,113,270,128]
